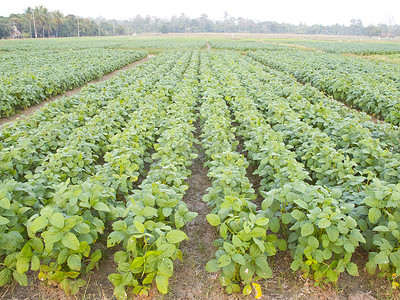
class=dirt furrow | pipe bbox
[165,120,224,300]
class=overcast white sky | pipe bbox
[1,0,399,26]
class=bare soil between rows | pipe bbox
[0,55,155,130]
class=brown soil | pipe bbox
[164,120,222,300]
[0,55,155,130]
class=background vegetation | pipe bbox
[1,6,400,39]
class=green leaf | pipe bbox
[31,255,40,271]
[134,221,145,233]
[277,239,287,251]
[67,254,81,271]
[13,271,27,286]
[130,257,145,269]
[368,208,381,223]
[255,217,269,227]
[308,236,319,249]
[61,232,80,251]
[0,216,9,226]
[158,258,173,277]
[74,223,91,234]
[373,226,389,232]
[255,256,269,270]
[162,207,172,217]
[205,259,220,272]
[232,235,243,247]
[326,225,339,242]
[30,216,48,232]
[93,202,110,212]
[232,254,245,265]
[269,217,280,233]
[318,218,331,229]
[158,243,176,258]
[350,229,366,243]
[0,197,10,210]
[49,213,65,229]
[290,259,301,271]
[220,223,228,239]
[326,269,338,282]
[91,249,102,262]
[58,249,70,265]
[261,194,274,210]
[166,230,187,244]
[16,258,29,274]
[142,206,157,217]
[240,263,255,282]
[113,284,126,299]
[346,262,359,276]
[206,214,221,226]
[301,223,314,236]
[323,249,332,260]
[223,242,235,255]
[108,273,122,286]
[143,272,155,285]
[291,209,305,221]
[155,274,169,294]
[282,213,293,225]
[294,198,309,210]
[390,252,400,268]
[217,254,231,268]
[0,269,12,286]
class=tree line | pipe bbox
[0,6,399,39]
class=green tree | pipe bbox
[0,17,10,39]
[52,10,64,37]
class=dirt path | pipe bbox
[0,55,155,130]
[165,120,224,299]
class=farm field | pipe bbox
[0,49,147,118]
[1,36,400,299]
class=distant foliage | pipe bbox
[2,6,400,38]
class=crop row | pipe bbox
[233,52,400,184]
[249,49,400,125]
[212,51,400,286]
[283,40,400,55]
[0,49,147,118]
[208,39,288,51]
[0,51,184,184]
[106,51,200,298]
[0,37,208,52]
[0,51,199,296]
[202,51,364,285]
[198,52,278,298]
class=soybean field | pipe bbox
[0,36,400,300]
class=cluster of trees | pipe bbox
[0,6,399,39]
[1,6,127,39]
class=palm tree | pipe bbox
[35,6,49,37]
[24,7,33,38]
[52,10,64,37]
[29,7,38,38]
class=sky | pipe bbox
[1,0,399,26]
